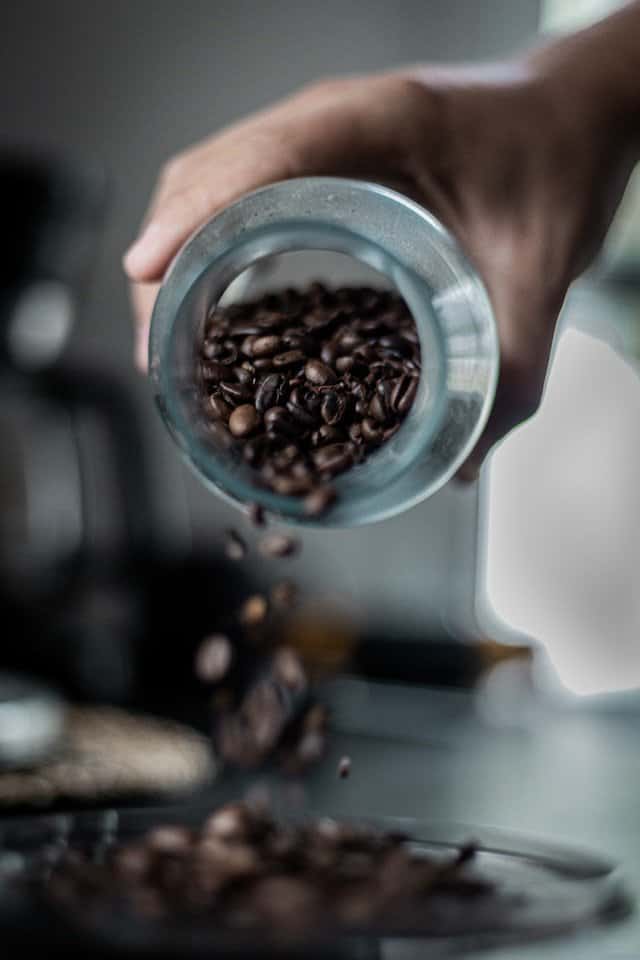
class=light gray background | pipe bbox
[2,0,540,635]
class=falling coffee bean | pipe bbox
[239,594,268,626]
[225,529,247,561]
[258,533,299,558]
[195,634,233,683]
[338,756,352,779]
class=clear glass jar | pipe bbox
[149,178,498,526]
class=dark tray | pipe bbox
[0,804,631,958]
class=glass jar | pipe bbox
[149,177,498,526]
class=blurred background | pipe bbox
[1,3,640,955]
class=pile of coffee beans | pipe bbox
[48,802,490,938]
[199,284,421,515]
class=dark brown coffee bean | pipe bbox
[270,580,298,608]
[220,381,253,406]
[240,335,258,357]
[304,487,336,517]
[264,406,300,437]
[229,404,260,438]
[336,330,362,353]
[253,357,274,373]
[312,424,345,446]
[349,422,363,444]
[361,418,383,443]
[225,529,247,560]
[195,633,233,683]
[391,374,419,414]
[250,335,281,358]
[313,443,354,474]
[258,533,299,558]
[242,434,270,465]
[273,350,306,368]
[368,393,388,424]
[305,359,336,386]
[320,342,339,366]
[239,594,268,625]
[233,365,253,385]
[338,755,352,779]
[270,474,313,495]
[202,361,226,382]
[208,394,232,422]
[286,400,317,428]
[247,502,266,527]
[255,373,287,412]
[320,391,346,426]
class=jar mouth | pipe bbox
[150,178,498,527]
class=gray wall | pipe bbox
[3,1,540,634]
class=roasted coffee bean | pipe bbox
[368,393,388,424]
[253,357,274,372]
[208,394,232,422]
[264,406,300,438]
[320,342,340,366]
[312,424,345,447]
[255,373,287,412]
[270,580,298,608]
[361,418,383,444]
[313,443,354,475]
[229,404,260,438]
[391,374,419,414]
[242,434,270,465]
[202,361,226,382]
[305,359,336,386]
[225,529,247,561]
[220,381,253,406]
[273,349,306,368]
[240,335,258,357]
[286,400,317,428]
[258,533,299,558]
[320,391,347,426]
[239,594,268,626]
[247,502,266,527]
[271,474,313,495]
[250,335,282,358]
[230,323,262,336]
[338,756,352,779]
[349,422,363,444]
[234,365,254,386]
[195,634,233,683]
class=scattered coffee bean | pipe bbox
[303,486,336,517]
[247,502,266,527]
[338,756,352,779]
[195,633,233,683]
[224,529,247,561]
[258,533,299,558]
[239,594,268,626]
[270,580,298,609]
[229,404,260,438]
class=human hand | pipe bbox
[125,29,637,474]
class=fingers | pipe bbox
[123,73,421,286]
[130,282,160,372]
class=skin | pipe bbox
[124,2,640,476]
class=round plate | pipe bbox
[0,806,631,958]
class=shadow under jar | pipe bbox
[149,178,498,526]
